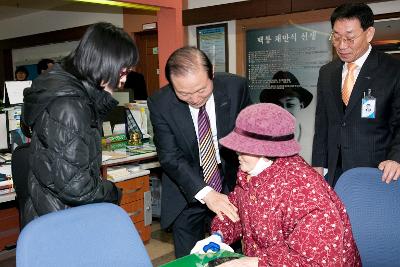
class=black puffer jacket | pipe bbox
[21,64,121,227]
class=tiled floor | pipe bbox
[0,219,175,267]
[146,220,176,266]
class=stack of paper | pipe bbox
[0,153,12,163]
[102,151,127,162]
[0,179,14,195]
[107,167,130,180]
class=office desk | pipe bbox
[0,144,158,250]
[0,197,18,251]
[0,164,18,251]
[101,144,158,243]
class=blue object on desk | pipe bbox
[203,242,221,253]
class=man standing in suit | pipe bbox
[148,46,251,257]
[312,3,400,187]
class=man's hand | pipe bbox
[313,167,324,176]
[203,190,239,222]
[378,160,400,183]
[217,256,258,267]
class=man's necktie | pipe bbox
[342,62,358,106]
[198,106,222,192]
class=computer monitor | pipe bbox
[0,113,10,152]
[3,81,32,107]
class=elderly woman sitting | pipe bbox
[192,103,361,266]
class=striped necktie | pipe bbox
[342,62,358,106]
[198,106,222,192]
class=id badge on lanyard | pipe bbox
[361,89,376,119]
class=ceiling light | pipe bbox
[70,0,160,11]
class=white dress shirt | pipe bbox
[341,44,371,87]
[189,94,221,203]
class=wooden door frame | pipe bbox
[133,29,159,96]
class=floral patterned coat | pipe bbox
[211,155,361,266]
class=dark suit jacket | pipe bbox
[148,73,251,228]
[312,49,400,186]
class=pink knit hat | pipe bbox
[220,103,300,157]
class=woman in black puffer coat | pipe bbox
[20,22,139,227]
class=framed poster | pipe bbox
[246,22,332,163]
[196,23,228,72]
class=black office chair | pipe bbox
[11,143,31,229]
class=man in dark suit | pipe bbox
[312,3,400,187]
[148,46,251,257]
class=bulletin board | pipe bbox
[197,23,229,72]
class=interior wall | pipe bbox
[186,0,248,9]
[0,8,125,76]
[187,21,237,73]
[369,0,400,14]
[2,8,158,82]
[0,9,123,40]
[123,9,157,36]
[12,41,79,68]
[185,1,400,76]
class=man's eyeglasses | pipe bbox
[329,31,365,46]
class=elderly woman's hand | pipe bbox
[217,256,258,267]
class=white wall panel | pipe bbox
[0,9,123,40]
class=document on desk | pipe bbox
[126,144,157,155]
[0,113,8,151]
[102,121,113,137]
[102,151,127,162]
[107,167,131,179]
[0,164,12,177]
[0,153,12,162]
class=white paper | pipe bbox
[113,123,126,135]
[101,155,113,162]
[129,105,148,135]
[4,81,32,105]
[102,121,112,137]
[0,164,11,176]
[0,113,8,150]
[8,119,19,131]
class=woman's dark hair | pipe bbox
[62,22,139,89]
[331,3,374,30]
[15,66,29,80]
[165,46,213,85]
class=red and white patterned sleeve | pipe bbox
[210,188,243,245]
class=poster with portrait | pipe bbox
[246,22,332,162]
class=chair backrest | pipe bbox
[16,203,152,267]
[335,167,400,267]
[11,143,31,229]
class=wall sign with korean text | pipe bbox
[246,22,332,162]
